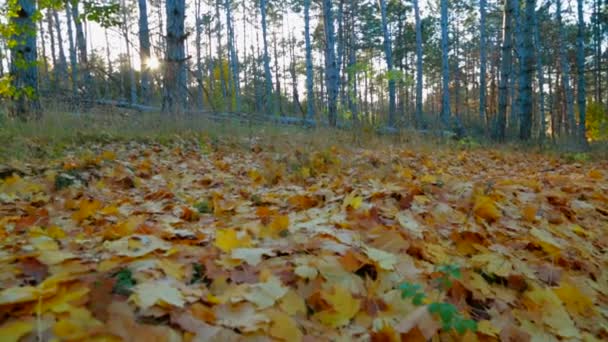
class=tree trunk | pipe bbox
[556,0,576,135]
[379,0,396,127]
[304,0,315,120]
[215,0,227,109]
[194,0,204,108]
[162,0,187,113]
[336,0,345,108]
[65,1,78,98]
[138,0,152,103]
[9,0,40,119]
[46,10,58,87]
[52,10,68,88]
[121,0,137,104]
[414,0,423,128]
[533,7,546,141]
[496,0,514,141]
[104,29,113,98]
[479,0,488,125]
[71,1,91,95]
[518,0,534,140]
[575,0,587,143]
[323,0,339,126]
[512,0,523,127]
[260,0,273,115]
[440,0,451,128]
[225,0,241,111]
[347,0,358,123]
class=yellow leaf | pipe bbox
[530,228,562,256]
[268,309,303,342]
[0,286,40,305]
[342,192,363,210]
[41,283,90,314]
[420,174,438,184]
[523,285,580,338]
[477,320,500,337]
[72,199,102,222]
[554,282,594,316]
[0,319,34,342]
[261,215,289,239]
[53,307,102,340]
[215,229,251,253]
[314,285,361,328]
[130,281,185,310]
[244,277,288,309]
[473,194,501,222]
[103,234,171,257]
[364,246,397,271]
[470,253,513,278]
[158,258,187,281]
[279,290,307,316]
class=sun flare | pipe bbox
[146,57,160,70]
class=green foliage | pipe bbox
[428,302,477,334]
[457,137,481,149]
[112,268,136,295]
[194,200,212,214]
[586,101,608,141]
[81,0,121,28]
[399,264,476,335]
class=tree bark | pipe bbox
[304,0,315,120]
[162,0,187,113]
[533,7,546,141]
[322,0,339,126]
[479,0,488,125]
[379,0,396,127]
[518,0,534,140]
[575,0,587,143]
[496,0,514,141]
[138,0,152,103]
[260,0,274,115]
[65,1,78,98]
[440,0,451,128]
[9,0,40,119]
[414,0,423,128]
[225,0,241,111]
[556,0,576,135]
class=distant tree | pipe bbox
[162,0,187,113]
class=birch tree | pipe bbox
[304,0,315,121]
[260,0,274,114]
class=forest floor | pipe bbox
[0,116,607,341]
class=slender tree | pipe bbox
[9,0,40,118]
[440,0,451,127]
[414,0,423,128]
[533,6,546,141]
[71,1,91,95]
[260,0,274,115]
[556,0,575,135]
[575,0,587,143]
[479,0,488,125]
[322,0,339,126]
[162,0,187,113]
[496,0,514,141]
[304,0,315,121]
[65,0,78,97]
[518,0,534,140]
[379,0,396,127]
[138,0,152,103]
[52,10,68,87]
[225,0,241,111]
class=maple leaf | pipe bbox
[473,194,501,223]
[244,276,288,309]
[129,280,185,310]
[314,285,361,328]
[72,198,102,222]
[214,228,252,253]
[268,309,303,342]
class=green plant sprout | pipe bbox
[398,265,477,335]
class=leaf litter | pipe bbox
[0,140,607,341]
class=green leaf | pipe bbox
[112,268,136,295]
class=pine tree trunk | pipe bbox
[162,0,187,113]
[533,7,546,141]
[347,0,358,123]
[479,0,488,125]
[65,1,78,98]
[379,0,396,127]
[46,10,57,87]
[260,0,274,115]
[138,0,152,103]
[440,0,451,128]
[225,0,240,112]
[556,0,576,135]
[323,0,339,126]
[71,1,91,95]
[496,0,514,141]
[304,0,315,121]
[9,0,40,119]
[575,0,587,143]
[215,0,227,109]
[518,0,534,140]
[414,0,423,128]
[194,0,204,108]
